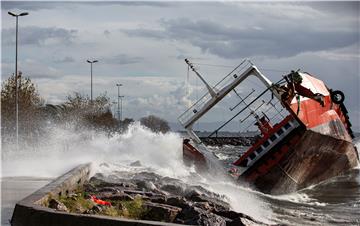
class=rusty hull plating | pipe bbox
[179,60,359,195]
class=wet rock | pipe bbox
[175,206,226,226]
[123,190,156,197]
[185,189,230,211]
[227,216,263,226]
[91,205,103,213]
[134,194,151,201]
[98,187,120,193]
[136,180,157,191]
[166,196,189,209]
[143,202,181,222]
[130,160,142,167]
[89,177,119,187]
[188,193,206,202]
[80,171,263,225]
[214,210,242,219]
[83,183,97,193]
[225,213,266,226]
[187,185,228,202]
[193,202,213,211]
[97,192,134,201]
[48,199,68,212]
[74,205,86,214]
[184,187,200,196]
[133,172,161,182]
[150,195,167,204]
[84,205,103,215]
[160,184,186,196]
[108,174,121,182]
[120,182,138,189]
[92,173,105,180]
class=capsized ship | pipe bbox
[179,59,359,195]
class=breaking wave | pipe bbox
[2,123,359,224]
[1,122,273,222]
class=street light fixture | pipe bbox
[86,59,98,102]
[8,11,29,149]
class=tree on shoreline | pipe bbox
[140,115,170,133]
[48,92,119,133]
[1,73,172,149]
[1,73,45,144]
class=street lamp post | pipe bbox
[111,101,117,118]
[86,59,98,102]
[119,95,124,121]
[116,84,122,121]
[8,11,29,148]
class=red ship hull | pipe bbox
[182,72,359,194]
[241,120,359,194]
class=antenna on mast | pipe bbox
[185,58,216,97]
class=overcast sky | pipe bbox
[1,1,359,130]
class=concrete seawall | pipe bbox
[11,163,182,226]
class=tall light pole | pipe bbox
[111,101,117,118]
[8,11,29,148]
[116,84,122,121]
[86,59,98,102]
[119,95,124,121]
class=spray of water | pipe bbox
[1,122,188,178]
[1,122,273,222]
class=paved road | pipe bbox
[1,177,51,226]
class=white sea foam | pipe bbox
[1,122,273,223]
[1,122,191,179]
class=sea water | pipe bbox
[1,123,359,225]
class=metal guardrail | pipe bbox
[178,60,253,126]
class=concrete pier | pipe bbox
[11,163,181,226]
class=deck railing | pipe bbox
[178,60,253,126]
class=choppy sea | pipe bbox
[1,123,359,225]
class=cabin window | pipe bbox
[270,134,277,142]
[284,123,291,130]
[277,128,284,135]
[256,147,263,154]
[263,140,270,147]
[249,152,256,160]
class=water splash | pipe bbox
[1,122,189,178]
[1,122,273,222]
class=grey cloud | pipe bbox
[53,56,75,63]
[1,1,59,11]
[2,26,77,46]
[122,17,358,59]
[103,54,143,65]
[83,1,171,7]
[104,30,111,37]
[304,2,360,16]
[123,29,167,40]
[1,1,171,14]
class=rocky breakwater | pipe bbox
[200,137,258,146]
[46,166,265,226]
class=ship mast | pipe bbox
[185,59,217,98]
[179,59,280,144]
